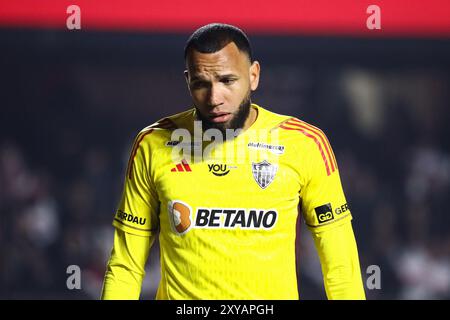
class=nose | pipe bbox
[207,83,223,108]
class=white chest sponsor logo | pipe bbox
[195,208,278,230]
[247,142,285,155]
[168,201,278,234]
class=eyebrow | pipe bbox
[190,73,239,82]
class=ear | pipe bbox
[184,70,189,84]
[249,61,260,91]
[184,70,192,93]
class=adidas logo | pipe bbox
[171,159,192,172]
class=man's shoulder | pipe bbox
[129,108,195,152]
[254,104,289,126]
[138,108,195,135]
[149,108,195,131]
[258,106,331,149]
[257,106,314,132]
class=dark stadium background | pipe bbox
[0,0,449,299]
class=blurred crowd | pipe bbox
[1,46,449,299]
[297,68,450,300]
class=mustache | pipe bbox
[195,94,252,135]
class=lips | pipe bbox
[209,112,232,123]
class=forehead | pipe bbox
[186,41,249,75]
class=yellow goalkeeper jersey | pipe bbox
[111,103,354,300]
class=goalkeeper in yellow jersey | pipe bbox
[101,23,366,300]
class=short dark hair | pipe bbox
[184,23,253,63]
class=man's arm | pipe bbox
[311,221,366,299]
[287,121,365,299]
[101,228,155,300]
[102,128,160,299]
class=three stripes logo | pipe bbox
[171,159,192,172]
[279,118,338,176]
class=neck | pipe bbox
[242,106,258,131]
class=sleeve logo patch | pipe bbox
[116,210,147,226]
[315,203,334,224]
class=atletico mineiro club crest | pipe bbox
[252,160,278,189]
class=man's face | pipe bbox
[185,42,260,133]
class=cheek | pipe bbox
[190,89,207,103]
[231,82,250,101]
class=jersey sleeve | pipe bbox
[311,221,366,299]
[299,130,352,233]
[113,129,160,237]
[101,228,155,300]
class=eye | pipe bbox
[191,81,208,89]
[221,78,236,85]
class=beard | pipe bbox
[195,92,252,138]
